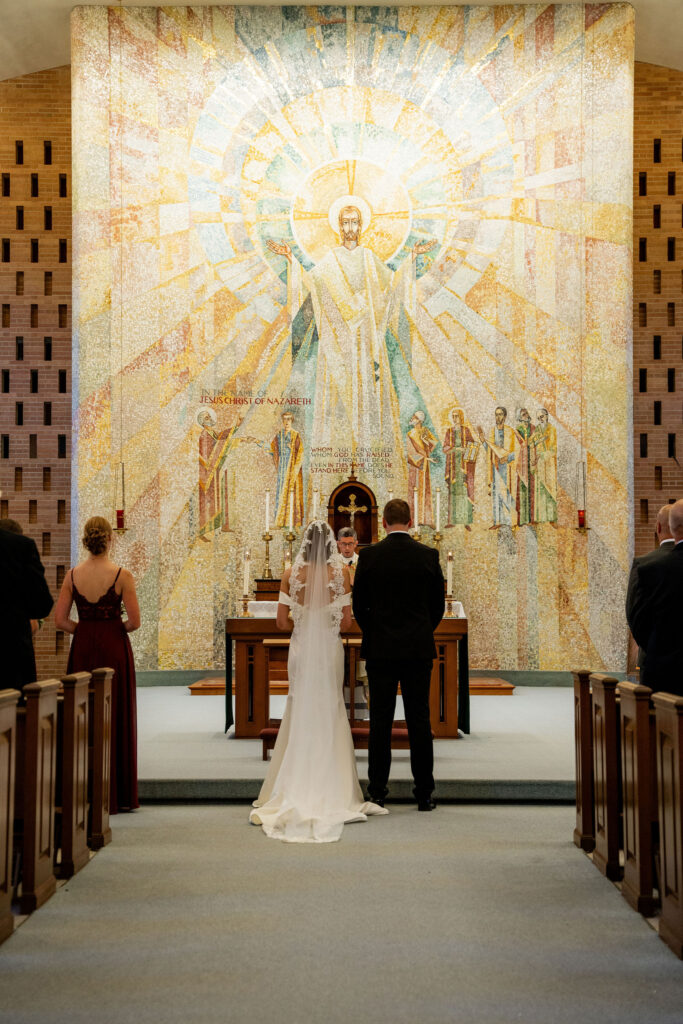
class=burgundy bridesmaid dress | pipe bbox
[67,567,139,813]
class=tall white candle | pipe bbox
[435,488,441,532]
[243,550,250,595]
[388,490,393,502]
[312,490,318,521]
[288,490,294,531]
[413,487,419,526]
[447,551,453,595]
[265,490,270,533]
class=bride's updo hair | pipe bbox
[82,516,112,555]
[300,520,335,564]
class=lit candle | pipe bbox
[243,549,250,596]
[312,490,318,521]
[447,551,453,595]
[265,490,270,533]
[288,490,294,532]
[413,487,419,527]
[435,488,441,532]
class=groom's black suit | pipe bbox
[352,531,445,802]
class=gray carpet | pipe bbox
[0,805,680,1023]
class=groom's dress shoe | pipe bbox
[417,798,436,812]
[367,794,384,807]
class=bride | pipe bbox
[250,520,388,843]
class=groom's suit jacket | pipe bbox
[627,539,683,694]
[0,526,54,688]
[352,532,445,662]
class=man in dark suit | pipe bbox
[627,498,683,695]
[352,498,445,810]
[0,519,54,688]
[626,502,676,673]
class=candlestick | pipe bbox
[388,490,393,502]
[446,550,453,596]
[265,489,270,533]
[240,595,253,617]
[262,531,273,579]
[433,531,442,547]
[288,490,294,532]
[284,530,295,570]
[312,490,318,521]
[435,487,441,533]
[242,549,250,597]
[413,487,419,527]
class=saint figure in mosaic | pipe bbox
[197,410,245,538]
[271,412,305,528]
[478,407,518,529]
[530,409,558,523]
[442,407,478,528]
[267,204,435,461]
[406,410,437,527]
[514,408,534,527]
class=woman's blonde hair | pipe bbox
[82,516,112,555]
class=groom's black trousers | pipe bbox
[365,658,434,802]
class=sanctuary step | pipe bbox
[259,721,417,760]
[470,677,516,696]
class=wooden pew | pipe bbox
[652,692,683,959]
[55,673,90,879]
[88,667,113,850]
[15,679,61,914]
[590,674,622,881]
[617,681,658,916]
[0,689,21,944]
[573,669,595,852]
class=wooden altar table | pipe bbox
[225,617,469,739]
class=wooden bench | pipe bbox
[573,669,595,852]
[14,679,61,914]
[590,673,622,881]
[0,689,21,944]
[55,673,91,879]
[617,681,658,916]
[652,692,683,959]
[88,667,113,850]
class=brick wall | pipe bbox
[0,66,71,677]
[633,62,683,555]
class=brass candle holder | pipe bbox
[433,530,443,547]
[284,529,296,568]
[444,595,455,618]
[262,531,273,579]
[411,527,421,542]
[240,594,253,617]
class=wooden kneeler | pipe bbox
[0,689,21,944]
[88,668,113,850]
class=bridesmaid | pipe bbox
[55,516,141,813]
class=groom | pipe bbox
[352,499,445,810]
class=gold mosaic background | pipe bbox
[71,5,634,671]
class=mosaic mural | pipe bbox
[71,5,634,671]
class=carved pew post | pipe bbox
[0,690,21,944]
[573,669,594,851]
[88,668,113,850]
[590,674,622,881]
[618,681,658,915]
[652,693,683,959]
[56,673,91,879]
[17,680,61,913]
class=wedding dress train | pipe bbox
[250,522,387,843]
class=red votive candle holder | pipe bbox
[116,509,125,530]
[577,509,586,529]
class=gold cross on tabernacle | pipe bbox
[337,493,368,529]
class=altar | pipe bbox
[224,612,469,741]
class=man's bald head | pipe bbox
[668,499,683,540]
[656,503,674,542]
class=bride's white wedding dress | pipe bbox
[250,521,388,843]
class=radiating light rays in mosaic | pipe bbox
[72,5,634,672]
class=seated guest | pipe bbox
[627,498,683,696]
[0,516,54,688]
[337,527,359,583]
[626,502,676,673]
[54,516,141,813]
[0,517,43,636]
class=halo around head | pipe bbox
[328,194,372,235]
[197,407,216,428]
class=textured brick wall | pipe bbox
[633,62,683,556]
[0,66,71,677]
